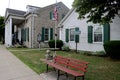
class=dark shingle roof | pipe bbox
[39,2,69,12]
[7,8,26,16]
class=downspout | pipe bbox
[33,13,35,48]
[31,12,33,48]
[31,11,35,48]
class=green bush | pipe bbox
[104,41,120,59]
[62,46,71,52]
[95,51,106,57]
[48,40,63,50]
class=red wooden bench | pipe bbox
[44,56,89,80]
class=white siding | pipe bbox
[110,15,120,40]
[60,10,105,52]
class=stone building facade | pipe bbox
[4,2,69,48]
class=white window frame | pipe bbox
[69,28,75,41]
[44,28,50,42]
[93,25,103,43]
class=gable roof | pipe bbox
[4,8,26,22]
[37,2,69,13]
[6,8,26,16]
[58,8,75,28]
[4,2,69,22]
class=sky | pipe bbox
[0,0,74,16]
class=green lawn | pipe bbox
[9,48,120,80]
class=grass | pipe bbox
[9,48,120,80]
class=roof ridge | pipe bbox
[6,8,26,13]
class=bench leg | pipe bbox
[65,72,68,78]
[53,67,56,71]
[82,76,84,80]
[46,64,48,72]
[74,77,76,80]
[57,70,60,80]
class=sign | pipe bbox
[37,33,41,43]
[72,30,81,35]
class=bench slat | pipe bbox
[47,62,84,77]
[43,55,89,80]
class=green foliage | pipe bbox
[48,40,64,50]
[73,0,120,24]
[10,48,120,80]
[104,41,120,59]
[95,51,106,57]
[80,51,106,57]
[62,46,71,52]
[0,16,5,42]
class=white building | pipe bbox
[58,8,120,52]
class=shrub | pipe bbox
[62,46,71,52]
[104,41,120,59]
[95,51,106,57]
[48,40,63,50]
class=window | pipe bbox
[70,28,75,41]
[44,28,49,41]
[93,26,103,42]
[62,14,65,19]
[50,11,54,20]
[41,27,53,41]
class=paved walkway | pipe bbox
[40,71,73,80]
[0,45,42,80]
[0,45,71,80]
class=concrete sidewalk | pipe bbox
[0,45,43,80]
[40,71,73,80]
[0,45,72,80]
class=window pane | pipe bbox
[44,28,49,41]
[94,34,102,42]
[94,26,102,42]
[70,28,75,41]
[45,29,48,34]
[94,26,103,42]
[45,35,48,40]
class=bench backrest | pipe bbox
[54,56,69,66]
[54,56,88,73]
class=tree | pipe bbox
[0,16,5,43]
[73,0,120,24]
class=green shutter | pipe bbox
[104,23,110,43]
[75,27,79,43]
[50,12,53,20]
[25,29,26,41]
[21,29,24,41]
[65,29,69,42]
[26,28,29,41]
[62,14,65,19]
[41,27,44,41]
[50,28,53,40]
[88,26,93,43]
[22,29,26,41]
[15,32,18,39]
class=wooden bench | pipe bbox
[43,56,89,80]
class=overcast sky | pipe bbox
[0,0,74,16]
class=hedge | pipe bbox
[104,41,120,59]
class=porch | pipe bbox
[5,16,25,47]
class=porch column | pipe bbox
[5,22,8,46]
[8,18,12,46]
[5,18,12,47]
[9,18,12,46]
